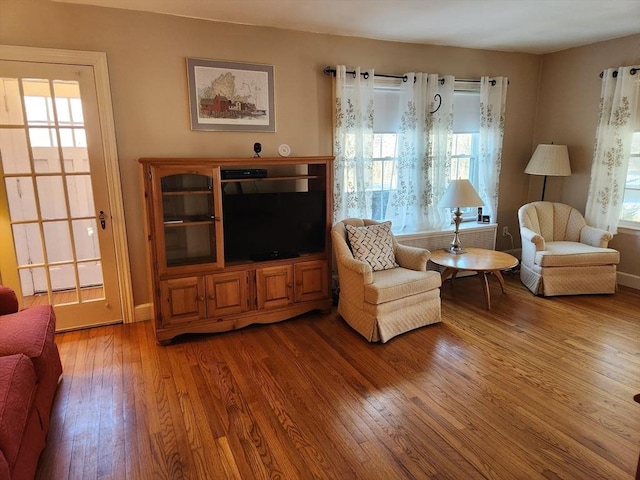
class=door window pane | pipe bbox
[19,267,47,296]
[53,81,83,123]
[78,261,103,289]
[67,175,95,217]
[72,219,100,260]
[37,176,67,219]
[0,129,31,174]
[24,94,53,125]
[49,264,77,302]
[62,148,90,173]
[32,148,62,173]
[0,78,24,125]
[12,223,43,265]
[43,221,72,262]
[22,79,54,125]
[29,127,57,147]
[5,177,37,221]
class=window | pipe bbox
[369,83,481,222]
[620,131,640,224]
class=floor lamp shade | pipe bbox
[525,144,571,200]
[439,179,484,254]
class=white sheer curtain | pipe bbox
[585,66,640,233]
[333,66,375,221]
[394,73,454,231]
[478,77,508,221]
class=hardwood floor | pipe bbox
[37,273,640,479]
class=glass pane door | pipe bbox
[160,172,221,268]
[0,60,122,328]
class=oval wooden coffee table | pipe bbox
[429,247,519,310]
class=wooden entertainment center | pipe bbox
[139,156,334,344]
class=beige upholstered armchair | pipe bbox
[331,218,441,343]
[518,202,620,296]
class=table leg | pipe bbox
[441,267,456,283]
[479,271,491,310]
[493,270,507,294]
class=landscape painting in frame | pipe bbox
[187,58,275,132]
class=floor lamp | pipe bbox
[525,144,571,200]
[439,179,484,254]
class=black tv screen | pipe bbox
[222,191,326,262]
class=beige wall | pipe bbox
[533,34,640,278]
[0,0,637,304]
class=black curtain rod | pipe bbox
[599,67,638,78]
[323,67,496,85]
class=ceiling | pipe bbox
[53,0,640,54]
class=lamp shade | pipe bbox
[525,144,571,176]
[439,179,484,208]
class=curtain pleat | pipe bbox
[585,66,640,233]
[395,73,454,231]
[478,77,508,222]
[333,66,375,221]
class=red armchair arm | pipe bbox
[0,286,19,316]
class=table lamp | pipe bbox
[524,144,571,200]
[439,179,484,254]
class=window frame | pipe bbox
[618,130,640,228]
[368,81,481,223]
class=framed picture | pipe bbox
[186,58,275,132]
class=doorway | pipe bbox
[0,46,132,330]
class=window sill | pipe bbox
[395,222,497,240]
[617,225,640,236]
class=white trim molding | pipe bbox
[617,271,640,290]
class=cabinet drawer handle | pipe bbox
[196,296,205,301]
[208,295,215,300]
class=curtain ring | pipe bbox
[362,72,369,79]
[430,94,442,114]
[402,75,408,83]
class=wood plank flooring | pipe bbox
[36,273,640,479]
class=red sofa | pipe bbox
[0,286,62,480]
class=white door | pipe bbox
[0,59,124,330]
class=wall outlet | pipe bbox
[502,226,509,236]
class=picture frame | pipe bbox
[186,58,275,132]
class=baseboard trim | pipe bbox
[617,271,640,290]
[134,303,153,322]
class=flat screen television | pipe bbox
[222,190,326,262]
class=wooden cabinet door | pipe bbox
[159,277,205,325]
[294,261,329,303]
[256,266,293,310]
[205,271,249,317]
